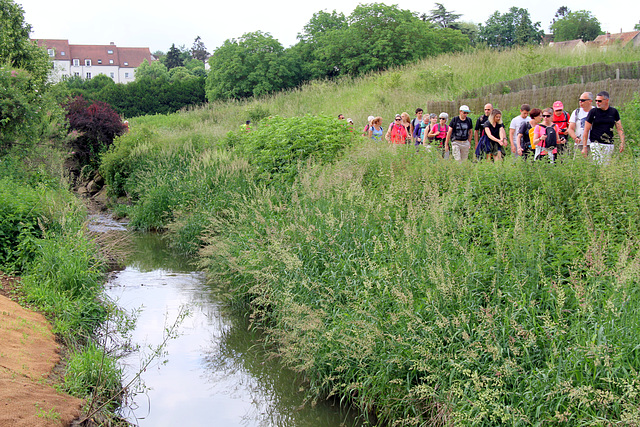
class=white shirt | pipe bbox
[569,107,594,144]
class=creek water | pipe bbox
[97,217,360,427]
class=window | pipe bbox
[74,72,79,77]
[124,72,129,78]
[110,72,115,78]
[98,59,102,64]
[73,59,80,67]
[47,48,55,57]
[85,59,91,66]
[123,62,128,66]
[107,50,113,54]
[109,59,114,64]
[86,72,91,79]
[61,51,65,56]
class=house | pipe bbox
[590,31,640,49]
[548,39,587,53]
[32,39,154,84]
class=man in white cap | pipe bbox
[445,105,473,162]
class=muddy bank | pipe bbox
[0,274,83,427]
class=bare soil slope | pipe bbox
[0,274,83,427]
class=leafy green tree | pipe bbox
[190,36,209,62]
[183,58,206,77]
[422,2,461,28]
[135,59,170,81]
[0,0,50,88]
[635,21,640,31]
[451,21,480,45]
[551,10,602,42]
[479,7,544,48]
[165,44,184,69]
[206,31,295,101]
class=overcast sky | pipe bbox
[18,0,640,53]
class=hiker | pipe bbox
[517,108,542,160]
[401,112,412,142]
[568,92,594,156]
[445,105,473,163]
[386,114,408,144]
[534,108,564,163]
[474,103,493,152]
[482,108,507,161]
[362,115,375,136]
[581,91,625,164]
[551,101,570,155]
[509,104,531,158]
[368,117,384,141]
[338,114,345,120]
[429,112,449,157]
[410,108,424,141]
[425,113,438,145]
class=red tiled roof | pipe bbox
[592,31,640,46]
[33,39,70,60]
[31,39,152,67]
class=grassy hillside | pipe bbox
[102,45,640,425]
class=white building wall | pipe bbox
[118,68,135,84]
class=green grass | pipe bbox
[99,44,640,424]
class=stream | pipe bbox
[92,215,360,426]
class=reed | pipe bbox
[99,44,640,424]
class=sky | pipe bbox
[18,0,640,54]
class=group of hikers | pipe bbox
[352,90,625,165]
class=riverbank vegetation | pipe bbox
[99,43,640,424]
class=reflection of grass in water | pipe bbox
[125,232,197,273]
[201,311,361,427]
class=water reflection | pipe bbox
[105,232,359,427]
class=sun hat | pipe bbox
[459,105,470,112]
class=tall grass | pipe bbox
[100,44,640,424]
[200,146,640,424]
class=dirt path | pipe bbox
[0,274,83,427]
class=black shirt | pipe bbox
[475,115,489,131]
[586,107,620,144]
[449,116,473,141]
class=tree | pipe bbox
[190,36,209,62]
[635,21,640,31]
[479,7,544,48]
[135,59,170,81]
[64,96,127,163]
[551,10,602,42]
[165,44,184,69]
[422,3,461,29]
[206,31,295,101]
[0,0,50,88]
[451,21,480,45]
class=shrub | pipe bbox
[64,96,128,166]
[236,114,358,183]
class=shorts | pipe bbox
[590,142,615,165]
[451,140,470,162]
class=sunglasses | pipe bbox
[542,114,551,117]
[395,118,401,121]
[579,99,590,102]
[595,99,604,103]
[439,118,446,120]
